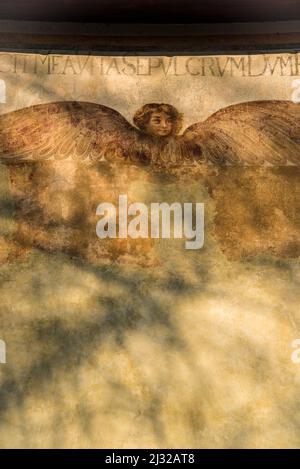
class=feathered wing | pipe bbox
[0,101,150,164]
[183,100,300,165]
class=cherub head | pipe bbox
[133,103,183,138]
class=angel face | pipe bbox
[133,103,183,139]
[145,111,173,137]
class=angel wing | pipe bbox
[183,100,300,165]
[0,101,151,164]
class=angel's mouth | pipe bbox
[155,128,172,136]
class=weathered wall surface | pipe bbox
[0,53,300,448]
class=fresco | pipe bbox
[0,52,300,448]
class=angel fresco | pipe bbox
[1,100,300,165]
[0,99,299,265]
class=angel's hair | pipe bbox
[133,103,183,135]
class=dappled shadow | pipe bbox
[0,63,300,447]
[0,159,299,447]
